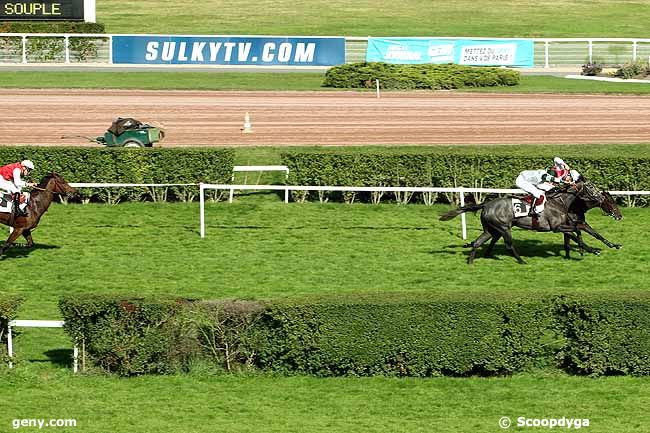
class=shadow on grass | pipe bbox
[0,243,60,260]
[42,349,73,369]
[433,239,587,261]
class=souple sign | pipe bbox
[0,0,84,20]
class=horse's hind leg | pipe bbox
[502,229,526,264]
[483,233,502,258]
[467,231,492,265]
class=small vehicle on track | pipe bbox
[95,117,165,148]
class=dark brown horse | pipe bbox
[0,173,76,255]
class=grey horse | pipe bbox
[439,180,609,264]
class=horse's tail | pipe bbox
[439,203,486,221]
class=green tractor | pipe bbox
[95,117,165,148]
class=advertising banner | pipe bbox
[0,0,84,20]
[367,38,534,68]
[112,35,346,66]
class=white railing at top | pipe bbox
[1,34,650,67]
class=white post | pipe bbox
[22,36,27,64]
[7,324,13,369]
[284,171,289,204]
[459,188,467,240]
[376,79,380,98]
[73,345,79,373]
[544,40,549,68]
[64,36,70,64]
[229,173,235,203]
[633,40,638,61]
[199,183,205,239]
[84,0,97,23]
[588,40,593,63]
[108,35,113,64]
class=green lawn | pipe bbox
[97,0,650,38]
[3,72,650,94]
[1,365,649,433]
[1,199,641,319]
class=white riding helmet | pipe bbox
[570,169,581,181]
[21,160,34,170]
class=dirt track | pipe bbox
[1,89,650,146]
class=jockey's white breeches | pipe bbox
[0,178,20,194]
[515,175,545,198]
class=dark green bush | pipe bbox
[322,62,520,90]
[581,63,603,76]
[256,295,551,376]
[0,22,105,33]
[0,147,235,203]
[0,294,23,362]
[614,60,650,79]
[554,295,650,376]
[59,293,650,377]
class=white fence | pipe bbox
[7,320,78,372]
[1,34,649,67]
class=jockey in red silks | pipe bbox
[515,157,573,216]
[0,160,36,217]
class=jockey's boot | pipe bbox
[12,192,26,217]
[528,198,537,216]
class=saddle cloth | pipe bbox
[512,194,547,217]
[0,192,28,214]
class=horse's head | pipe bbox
[37,173,77,197]
[599,191,622,221]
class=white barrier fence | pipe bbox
[7,320,78,372]
[1,34,649,67]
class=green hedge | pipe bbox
[322,62,520,90]
[59,292,650,377]
[256,295,551,376]
[0,22,105,33]
[555,295,650,376]
[0,147,235,203]
[281,151,650,206]
[0,294,23,363]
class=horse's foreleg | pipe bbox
[467,231,492,265]
[22,229,33,248]
[0,228,24,255]
[577,222,622,249]
[563,233,572,259]
[558,227,599,255]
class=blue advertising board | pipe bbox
[367,38,534,68]
[112,35,345,66]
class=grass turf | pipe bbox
[3,73,650,94]
[1,198,642,319]
[96,0,650,38]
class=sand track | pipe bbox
[1,89,649,147]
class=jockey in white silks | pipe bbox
[0,159,36,217]
[515,157,573,216]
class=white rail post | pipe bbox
[21,35,27,64]
[229,173,235,203]
[73,345,79,373]
[588,40,593,63]
[459,187,467,240]
[633,40,638,61]
[64,35,70,63]
[284,171,289,204]
[376,79,380,98]
[199,183,205,238]
[544,40,549,68]
[7,323,13,369]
